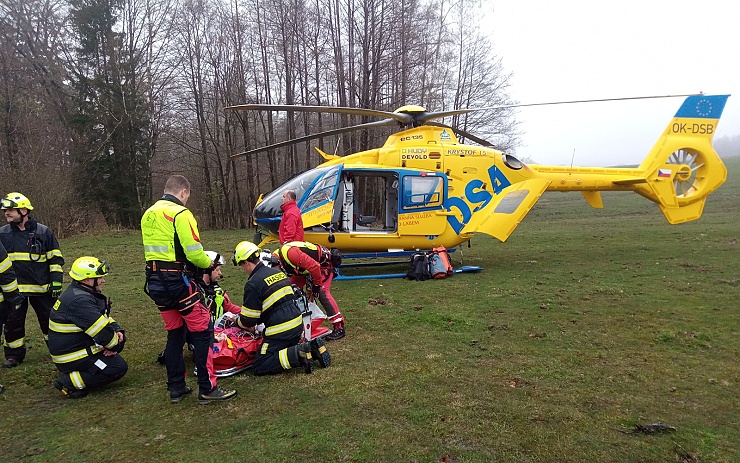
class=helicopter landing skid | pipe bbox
[334,265,482,281]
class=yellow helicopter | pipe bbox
[228,94,730,253]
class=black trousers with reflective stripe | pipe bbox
[252,326,303,376]
[55,353,128,391]
[0,301,9,351]
[3,294,54,361]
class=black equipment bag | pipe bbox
[406,252,432,281]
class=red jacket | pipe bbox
[279,200,304,244]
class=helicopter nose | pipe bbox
[253,194,282,235]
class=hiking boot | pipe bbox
[53,379,88,399]
[3,357,21,368]
[297,342,314,374]
[310,338,331,368]
[198,386,237,405]
[325,328,345,341]
[170,386,193,404]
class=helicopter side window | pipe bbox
[402,175,443,210]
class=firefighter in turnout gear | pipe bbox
[277,241,346,340]
[232,241,330,376]
[49,257,127,399]
[0,192,64,368]
[142,175,236,405]
[0,241,24,368]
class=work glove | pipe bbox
[8,291,24,310]
[114,330,126,353]
[50,281,63,298]
[311,284,322,299]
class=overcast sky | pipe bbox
[486,0,740,166]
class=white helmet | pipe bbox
[204,251,225,267]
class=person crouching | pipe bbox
[232,241,330,375]
[48,257,127,399]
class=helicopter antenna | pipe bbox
[570,149,576,174]
[333,137,341,157]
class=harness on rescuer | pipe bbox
[142,205,190,296]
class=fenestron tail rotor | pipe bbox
[666,148,704,200]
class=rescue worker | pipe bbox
[277,241,346,340]
[155,250,241,365]
[232,241,330,375]
[279,189,304,244]
[49,257,127,399]
[0,192,64,368]
[142,175,236,405]
[0,240,21,394]
[0,241,24,369]
[199,251,242,323]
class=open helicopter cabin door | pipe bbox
[299,165,343,229]
[332,170,400,233]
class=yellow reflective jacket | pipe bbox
[141,195,211,269]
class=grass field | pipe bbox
[1,158,738,463]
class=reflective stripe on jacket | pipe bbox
[0,242,20,303]
[48,281,122,372]
[238,262,302,338]
[278,241,326,284]
[0,219,63,294]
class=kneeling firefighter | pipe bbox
[48,257,127,399]
[232,241,330,375]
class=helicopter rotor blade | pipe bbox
[416,109,477,123]
[230,118,399,158]
[225,103,413,125]
[476,93,699,111]
[426,121,494,147]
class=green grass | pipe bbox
[1,158,739,463]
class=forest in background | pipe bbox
[0,0,518,236]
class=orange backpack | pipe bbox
[429,246,453,279]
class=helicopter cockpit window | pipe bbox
[253,166,334,223]
[402,175,443,210]
[301,165,341,211]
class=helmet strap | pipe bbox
[78,278,102,292]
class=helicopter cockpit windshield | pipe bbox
[253,165,337,228]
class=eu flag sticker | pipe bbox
[675,95,729,119]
